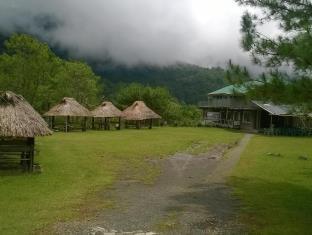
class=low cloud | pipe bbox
[0,0,271,68]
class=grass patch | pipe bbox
[0,127,241,235]
[230,135,312,235]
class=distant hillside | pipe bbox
[0,33,226,104]
[92,62,227,104]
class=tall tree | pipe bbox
[237,0,312,72]
[53,61,101,107]
[0,34,61,108]
[231,0,312,110]
[0,34,102,112]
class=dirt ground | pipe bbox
[54,134,252,235]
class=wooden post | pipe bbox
[118,117,121,130]
[239,111,243,128]
[136,120,140,129]
[51,116,55,129]
[256,110,260,129]
[107,118,110,130]
[149,119,153,129]
[104,117,108,130]
[225,108,228,126]
[82,117,87,132]
[27,138,34,171]
[92,117,95,130]
[100,118,103,129]
[65,116,69,132]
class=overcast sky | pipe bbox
[0,0,274,68]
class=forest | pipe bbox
[0,34,203,126]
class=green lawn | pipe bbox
[0,127,241,235]
[230,135,312,235]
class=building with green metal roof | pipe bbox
[199,82,311,135]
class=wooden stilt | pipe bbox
[92,117,95,130]
[82,117,87,131]
[104,117,108,130]
[118,117,121,130]
[27,138,34,171]
[239,111,243,128]
[100,118,103,129]
[256,110,260,129]
[65,116,69,132]
[51,116,55,129]
[149,119,152,129]
[107,118,110,130]
[225,108,229,126]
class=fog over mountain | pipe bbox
[0,0,276,68]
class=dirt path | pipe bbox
[55,134,252,235]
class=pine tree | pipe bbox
[230,0,312,110]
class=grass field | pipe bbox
[230,135,312,235]
[0,127,241,235]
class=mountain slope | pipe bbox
[93,62,227,104]
[0,33,227,104]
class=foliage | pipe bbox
[114,83,202,126]
[237,0,312,71]
[230,135,312,234]
[228,1,312,111]
[52,61,102,107]
[95,62,227,104]
[0,34,102,112]
[0,128,242,235]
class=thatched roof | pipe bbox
[91,101,122,118]
[122,101,161,120]
[44,97,91,117]
[0,91,52,138]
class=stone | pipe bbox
[90,226,109,235]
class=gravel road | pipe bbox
[54,134,252,235]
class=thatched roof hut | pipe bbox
[0,91,52,138]
[122,101,161,121]
[91,101,122,118]
[44,97,91,117]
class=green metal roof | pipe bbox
[209,81,263,96]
